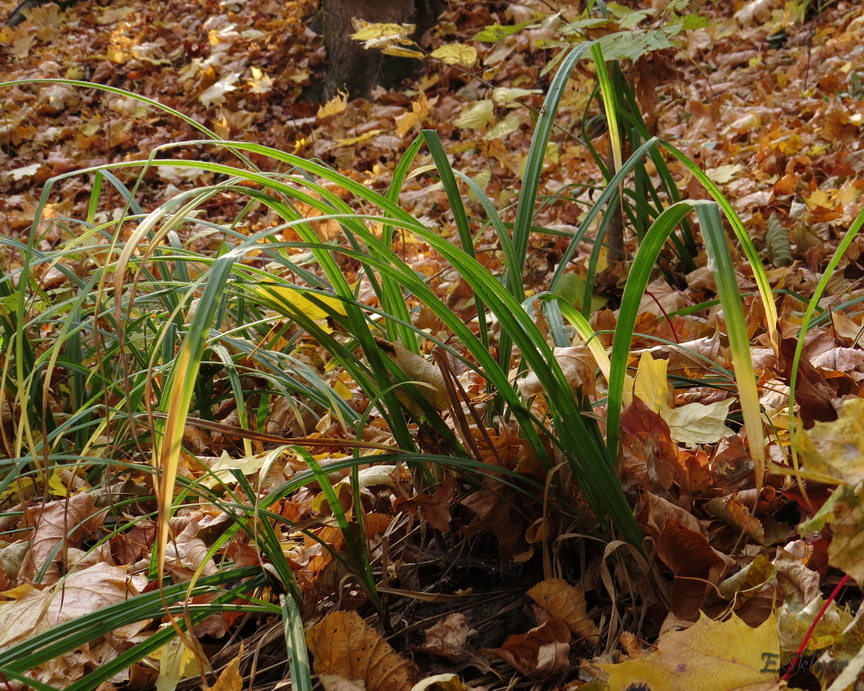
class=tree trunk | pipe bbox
[321,0,443,100]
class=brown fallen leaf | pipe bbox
[19,491,105,584]
[205,645,243,691]
[527,578,599,640]
[396,477,455,533]
[656,520,730,620]
[306,610,417,691]
[485,618,571,680]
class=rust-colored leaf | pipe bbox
[656,520,729,620]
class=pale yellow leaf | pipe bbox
[492,87,542,104]
[430,44,477,66]
[350,19,416,50]
[660,398,735,448]
[260,286,347,323]
[484,114,522,140]
[393,343,450,411]
[382,46,425,59]
[410,674,466,691]
[153,636,200,691]
[452,100,494,130]
[199,73,240,108]
[705,164,743,184]
[598,612,779,689]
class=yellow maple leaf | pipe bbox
[598,612,780,689]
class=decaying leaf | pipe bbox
[519,346,597,398]
[766,213,792,267]
[307,610,417,691]
[419,613,473,661]
[798,397,864,486]
[19,491,105,583]
[396,477,454,533]
[376,340,450,413]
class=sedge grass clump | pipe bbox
[0,37,778,686]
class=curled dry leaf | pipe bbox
[518,346,596,399]
[376,340,450,413]
[527,578,599,640]
[704,494,766,545]
[419,613,473,661]
[486,618,571,680]
[395,477,454,533]
[306,610,418,691]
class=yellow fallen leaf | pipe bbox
[410,673,466,691]
[453,100,494,130]
[798,397,864,485]
[350,19,416,50]
[152,636,201,691]
[318,90,348,119]
[382,46,425,59]
[598,612,780,689]
[430,44,477,66]
[205,645,243,691]
[527,578,599,639]
[660,398,735,448]
[260,286,347,328]
[492,87,542,104]
[335,129,383,146]
[632,351,669,413]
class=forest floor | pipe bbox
[3,0,864,689]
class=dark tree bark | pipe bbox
[321,0,443,100]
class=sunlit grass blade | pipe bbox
[151,253,236,582]
[660,141,779,352]
[591,43,622,174]
[697,203,765,487]
[607,201,700,460]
